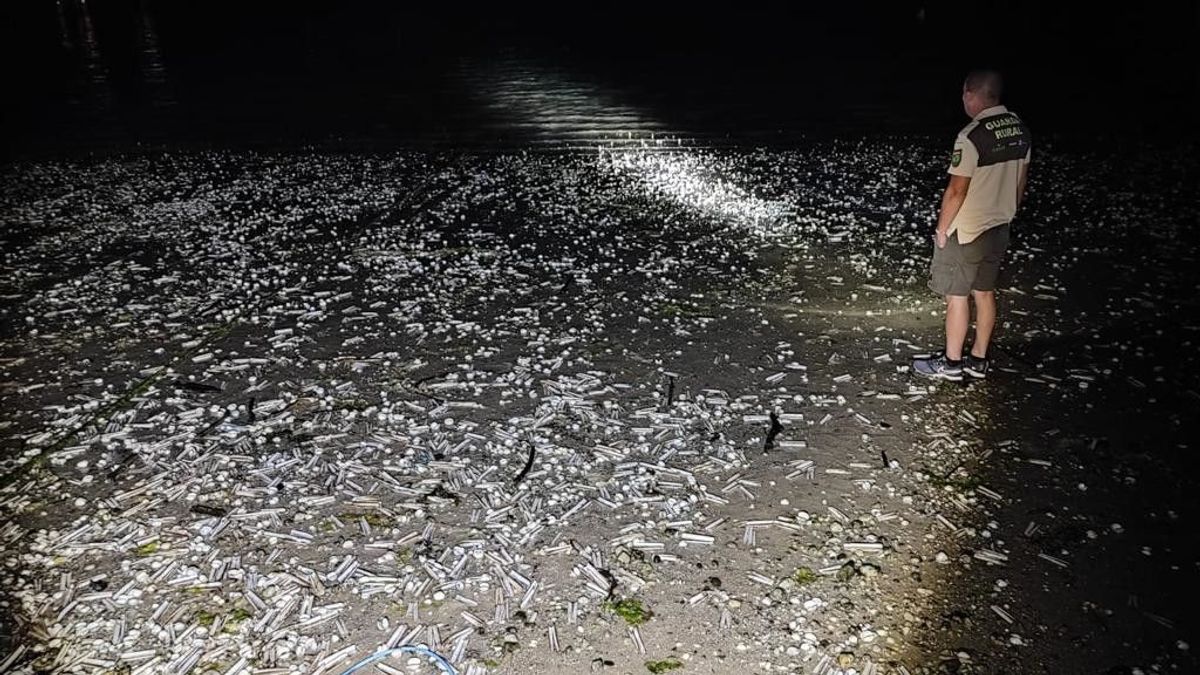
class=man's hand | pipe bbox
[936,175,972,246]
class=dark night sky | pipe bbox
[2,1,1197,152]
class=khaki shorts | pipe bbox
[928,224,1010,297]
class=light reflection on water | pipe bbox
[135,3,172,108]
[71,0,113,110]
[33,4,894,151]
[458,57,678,147]
[42,4,764,151]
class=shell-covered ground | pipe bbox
[1,141,1196,675]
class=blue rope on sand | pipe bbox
[335,645,458,675]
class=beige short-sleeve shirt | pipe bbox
[947,105,1032,244]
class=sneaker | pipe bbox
[964,353,990,379]
[912,352,963,381]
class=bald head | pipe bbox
[962,70,1004,118]
[964,70,1003,104]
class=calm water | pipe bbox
[2,2,1195,155]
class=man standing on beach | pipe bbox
[913,70,1031,381]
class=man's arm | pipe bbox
[1016,162,1029,209]
[935,174,972,247]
